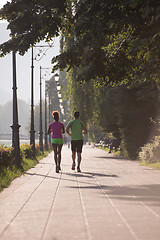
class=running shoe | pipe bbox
[77,167,81,172]
[56,165,59,173]
[72,162,76,170]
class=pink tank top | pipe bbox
[49,122,64,139]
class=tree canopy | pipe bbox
[1,0,160,84]
[0,0,67,54]
[1,0,160,159]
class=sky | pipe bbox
[0,0,60,106]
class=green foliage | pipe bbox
[60,34,160,159]
[20,143,39,159]
[35,144,41,156]
[140,162,160,170]
[95,81,160,159]
[0,0,67,55]
[116,82,159,159]
[139,136,160,164]
[88,125,109,144]
[0,146,14,167]
[21,154,42,172]
[61,66,99,125]
[0,166,22,190]
[1,0,160,85]
[99,146,121,156]
[20,143,32,158]
[1,0,160,161]
[98,86,121,141]
[52,0,160,84]
[0,144,42,168]
[0,146,51,192]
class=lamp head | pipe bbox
[54,73,59,81]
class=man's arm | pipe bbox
[66,124,71,136]
[62,125,65,134]
[82,126,88,134]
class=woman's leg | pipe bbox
[52,144,58,165]
[57,144,63,167]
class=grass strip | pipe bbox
[98,146,121,156]
[140,161,160,170]
[99,147,160,170]
[0,150,51,193]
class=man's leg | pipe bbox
[77,152,81,171]
[77,140,83,172]
[72,151,76,170]
[72,151,76,161]
[71,140,76,170]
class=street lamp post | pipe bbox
[39,66,43,152]
[45,81,48,150]
[45,81,54,148]
[54,74,65,118]
[11,52,21,167]
[48,94,51,146]
[29,43,54,157]
[39,67,52,151]
[45,73,65,145]
[45,80,53,149]
[45,81,54,147]
[30,47,36,158]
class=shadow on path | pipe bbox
[64,172,118,178]
[25,171,160,206]
[25,171,116,187]
[67,182,160,206]
[96,156,130,161]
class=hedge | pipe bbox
[139,136,160,163]
[0,144,41,168]
[0,146,14,167]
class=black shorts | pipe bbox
[71,140,83,153]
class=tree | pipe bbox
[59,19,160,158]
[1,0,160,159]
[52,0,160,84]
[1,1,160,85]
[98,86,121,141]
[97,81,160,159]
[0,0,67,55]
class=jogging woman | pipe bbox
[47,111,65,173]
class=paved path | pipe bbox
[0,145,160,240]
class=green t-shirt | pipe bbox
[68,119,83,140]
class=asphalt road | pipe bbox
[0,145,160,240]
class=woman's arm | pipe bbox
[47,126,52,135]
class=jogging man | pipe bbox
[66,111,87,172]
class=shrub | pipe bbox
[139,136,160,163]
[0,146,14,167]
[20,144,33,158]
[0,144,43,168]
[21,144,41,159]
[35,144,40,156]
